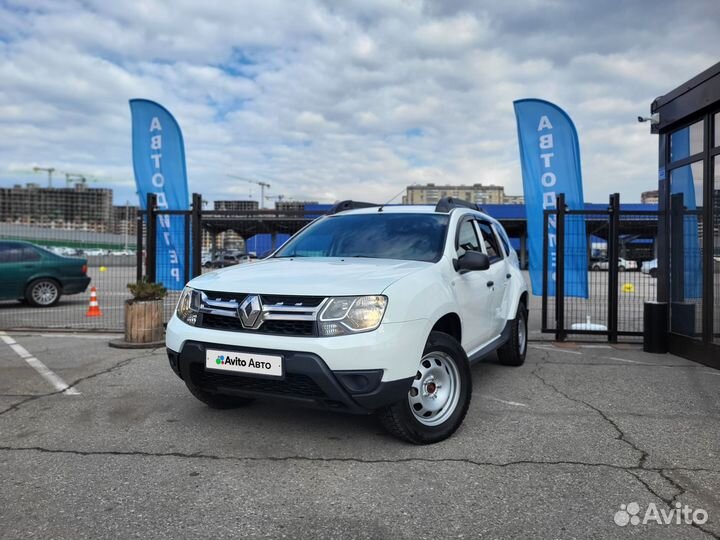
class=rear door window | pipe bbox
[477,222,503,263]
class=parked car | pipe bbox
[641,259,658,278]
[167,198,529,444]
[590,256,637,271]
[0,240,91,307]
[83,248,108,256]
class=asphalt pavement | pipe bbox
[0,333,718,539]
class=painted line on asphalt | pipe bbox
[529,345,582,355]
[0,332,80,396]
[579,345,612,349]
[483,396,528,408]
[604,356,647,365]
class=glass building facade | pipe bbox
[653,62,720,368]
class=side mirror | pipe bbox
[455,251,490,272]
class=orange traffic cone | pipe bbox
[85,287,103,317]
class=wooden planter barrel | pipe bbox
[124,299,164,343]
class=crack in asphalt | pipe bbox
[1,444,718,475]
[531,360,649,467]
[531,348,719,539]
[0,350,157,417]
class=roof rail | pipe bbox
[327,200,380,215]
[434,196,484,213]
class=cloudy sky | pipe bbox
[1,0,718,206]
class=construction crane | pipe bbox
[265,194,286,203]
[226,175,271,209]
[62,172,99,187]
[32,166,56,187]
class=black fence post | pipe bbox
[542,209,550,333]
[608,193,620,343]
[183,210,191,285]
[146,193,157,284]
[135,212,144,283]
[191,193,203,278]
[556,193,566,342]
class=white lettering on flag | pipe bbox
[538,114,558,284]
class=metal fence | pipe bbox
[0,192,138,331]
[542,193,660,341]
[3,189,662,338]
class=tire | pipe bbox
[184,380,255,409]
[618,266,626,272]
[378,331,472,444]
[25,278,61,307]
[497,301,528,367]
[591,264,600,271]
[649,268,657,279]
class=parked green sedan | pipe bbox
[0,240,91,307]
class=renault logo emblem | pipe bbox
[238,295,263,329]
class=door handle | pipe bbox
[486,281,494,287]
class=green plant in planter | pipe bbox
[127,280,167,303]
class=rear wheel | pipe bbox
[25,278,61,307]
[378,331,471,444]
[184,380,255,409]
[649,268,657,278]
[496,301,528,366]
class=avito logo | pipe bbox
[614,502,708,527]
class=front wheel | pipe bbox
[378,331,472,444]
[649,268,657,278]
[496,301,528,366]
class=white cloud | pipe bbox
[0,0,719,206]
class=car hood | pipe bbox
[189,257,431,296]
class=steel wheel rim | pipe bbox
[408,351,460,427]
[518,311,527,355]
[32,282,58,305]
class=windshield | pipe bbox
[275,213,449,262]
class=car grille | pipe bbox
[195,366,326,398]
[196,291,326,337]
[200,313,316,336]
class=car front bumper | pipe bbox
[166,314,430,382]
[166,314,430,413]
[168,342,415,414]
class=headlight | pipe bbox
[176,287,201,325]
[318,295,387,336]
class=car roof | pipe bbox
[332,204,496,223]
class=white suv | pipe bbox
[166,198,529,444]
